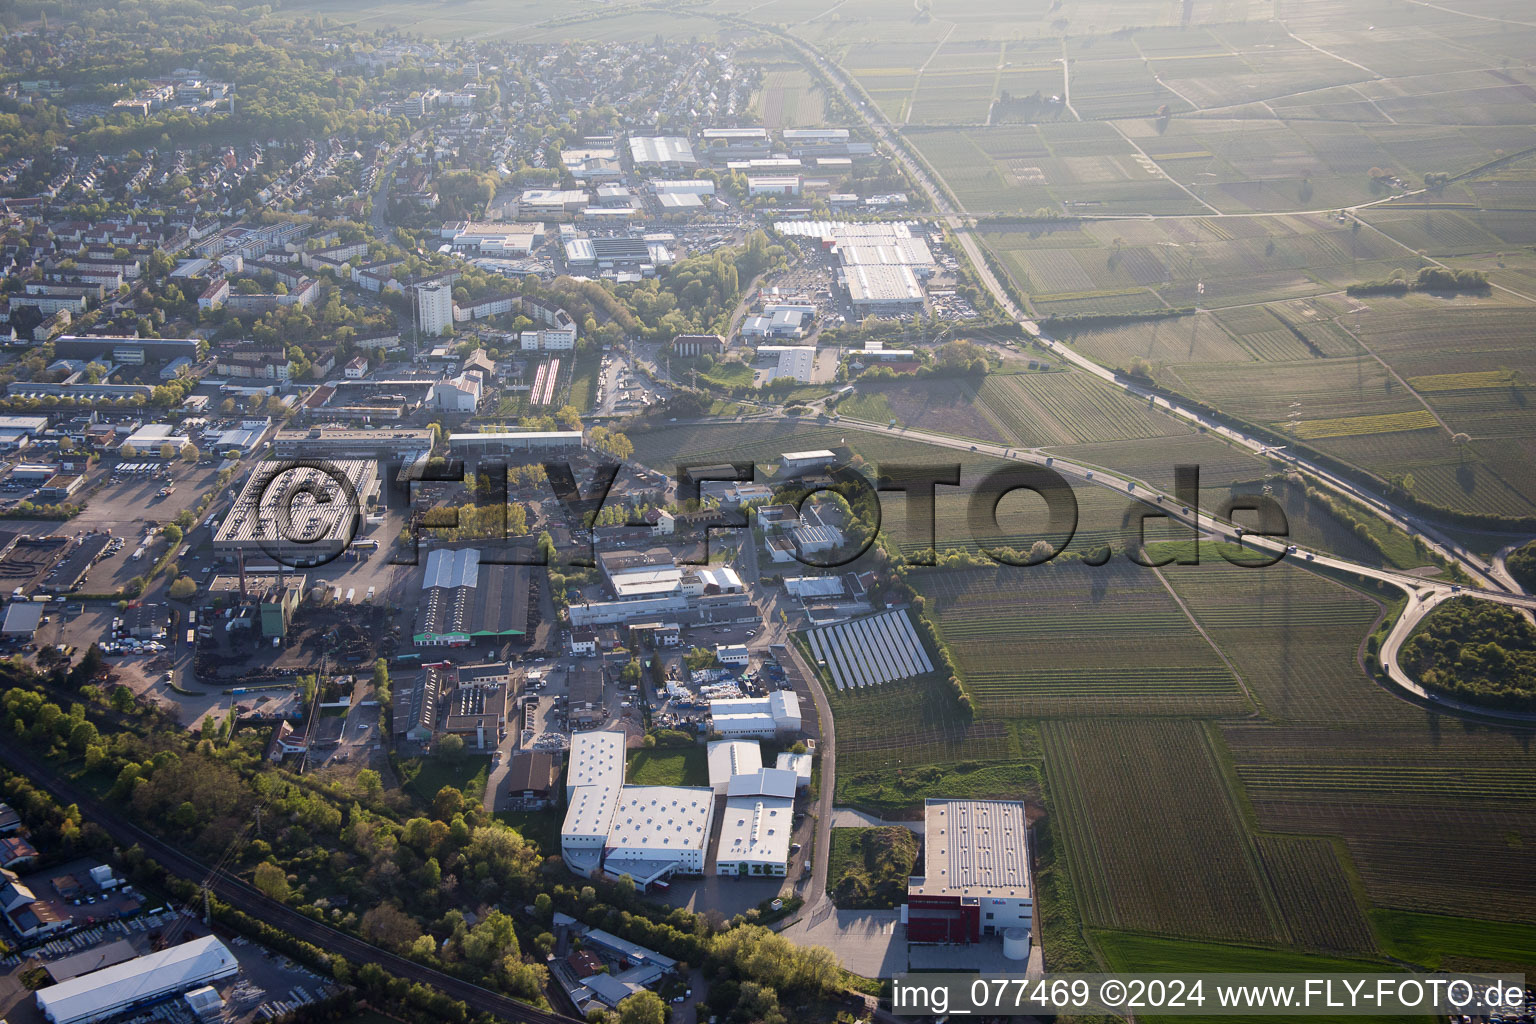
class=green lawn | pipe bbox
[566,345,603,412]
[397,754,491,807]
[701,361,754,389]
[1094,932,1429,1024]
[1370,909,1536,969]
[625,746,708,787]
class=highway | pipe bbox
[0,741,584,1024]
[776,27,1526,598]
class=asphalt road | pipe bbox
[772,23,1524,597]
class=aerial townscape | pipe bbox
[0,0,1533,1023]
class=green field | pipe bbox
[915,563,1250,717]
[625,746,708,787]
[1042,719,1283,943]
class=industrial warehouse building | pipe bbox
[413,547,531,645]
[561,730,714,886]
[35,935,238,1024]
[628,136,697,168]
[271,427,435,463]
[905,799,1033,952]
[715,768,797,877]
[448,430,584,457]
[709,691,803,739]
[213,460,380,566]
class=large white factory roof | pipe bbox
[563,782,621,840]
[605,786,713,855]
[709,691,802,734]
[35,936,238,1024]
[629,136,697,165]
[716,793,794,868]
[422,547,481,590]
[612,568,683,599]
[707,740,762,791]
[726,767,798,799]
[837,236,933,267]
[845,264,923,305]
[909,799,1032,901]
[568,730,626,791]
[773,220,920,244]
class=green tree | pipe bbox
[617,991,667,1024]
[253,861,290,901]
[167,576,196,601]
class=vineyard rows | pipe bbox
[1041,719,1283,943]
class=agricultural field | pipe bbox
[819,668,1032,814]
[975,370,1187,445]
[913,563,1250,717]
[846,366,1192,447]
[1254,835,1378,954]
[753,66,828,128]
[1045,436,1428,569]
[1040,719,1283,943]
[838,376,1008,443]
[1220,724,1536,923]
[1158,560,1399,725]
[806,610,933,690]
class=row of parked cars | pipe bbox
[102,614,169,656]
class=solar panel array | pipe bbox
[806,609,933,690]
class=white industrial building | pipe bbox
[653,179,716,197]
[742,306,808,340]
[429,372,483,412]
[776,751,813,788]
[709,691,802,739]
[779,450,839,473]
[604,786,714,882]
[560,730,715,886]
[784,575,845,599]
[628,136,697,168]
[754,345,817,384]
[707,740,763,794]
[566,729,627,798]
[845,264,924,310]
[561,730,626,878]
[561,148,623,181]
[35,936,238,1024]
[747,175,801,197]
[715,643,750,666]
[905,799,1033,950]
[716,768,797,877]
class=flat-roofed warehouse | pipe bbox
[213,460,380,565]
[35,935,238,1024]
[272,426,436,463]
[906,799,1032,947]
[448,430,583,457]
[413,547,530,646]
[844,264,923,310]
[628,136,697,168]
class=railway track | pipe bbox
[0,742,583,1024]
